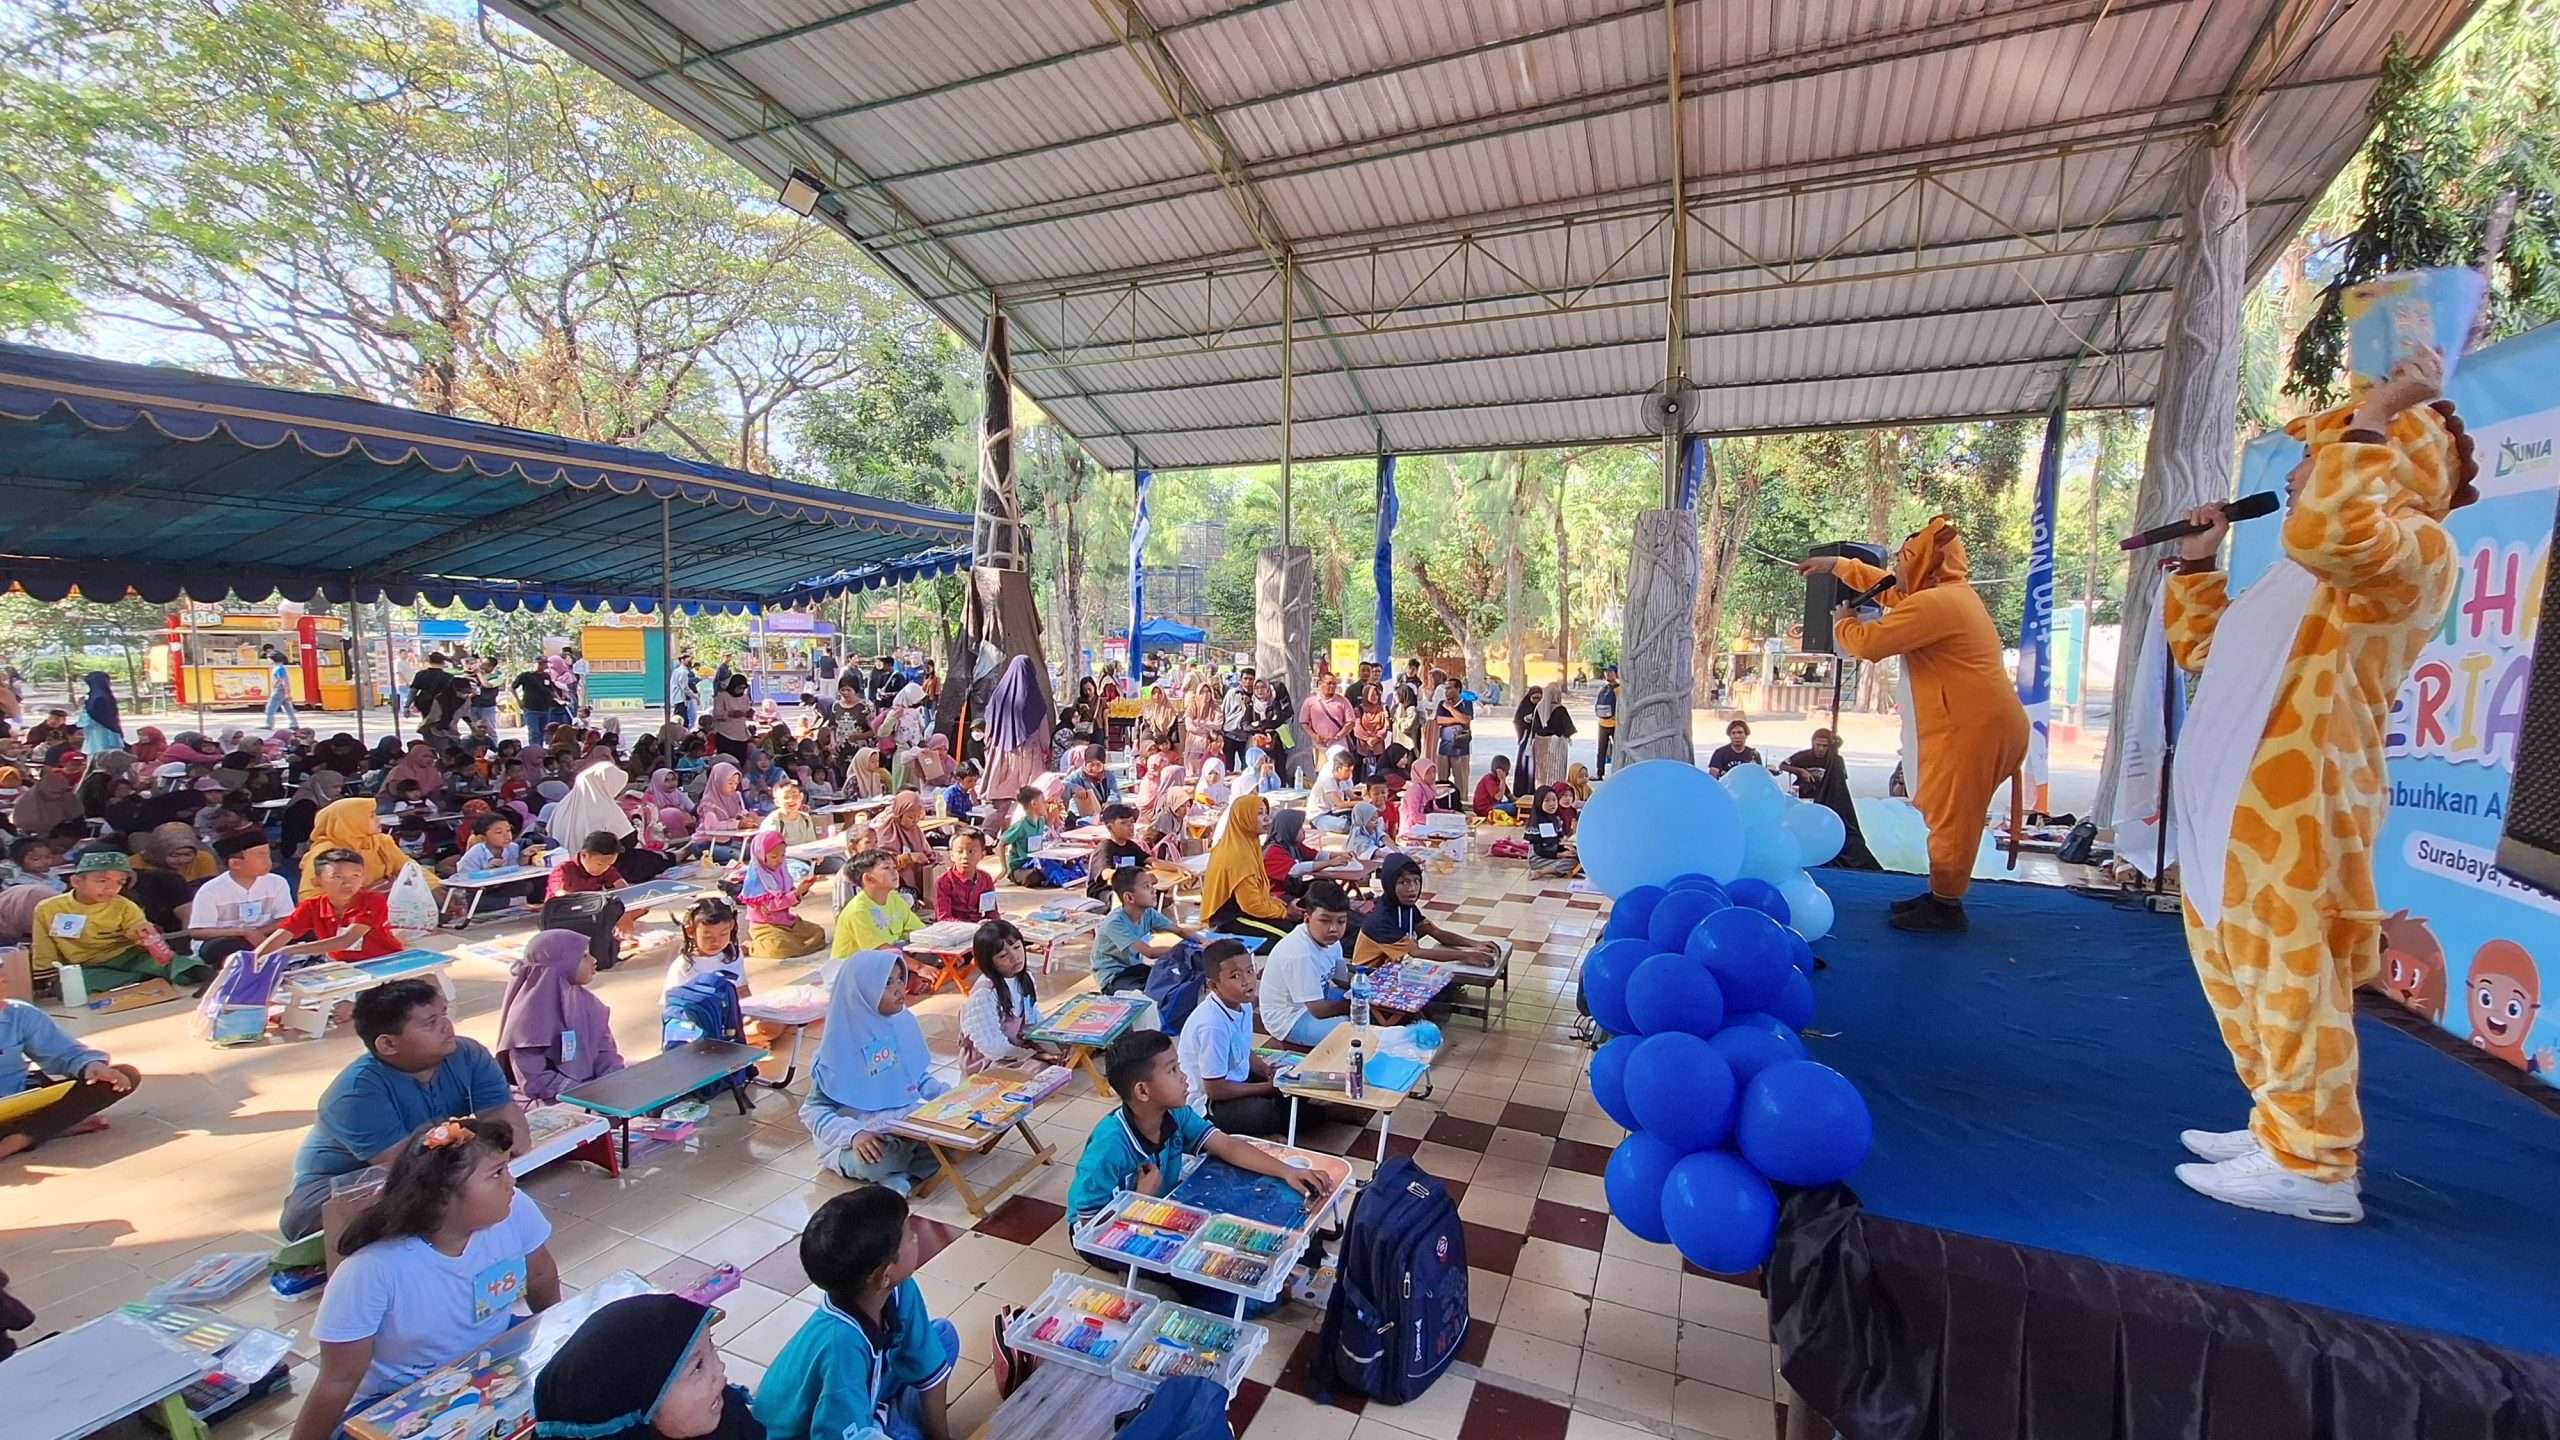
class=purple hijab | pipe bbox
[984,654,1052,754]
[497,929,619,1099]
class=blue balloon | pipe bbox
[1645,889,1718,955]
[1581,938,1650,1037]
[1727,877,1792,925]
[1625,952,1726,1038]
[1766,965,1816,1030]
[1625,1032,1738,1154]
[1665,874,1731,905]
[1736,1060,1874,1186]
[1578,760,1745,897]
[1692,907,1791,1013]
[1602,885,1668,943]
[1587,1035,1643,1131]
[1604,1132,1683,1243]
[1661,1150,1779,1276]
[1781,926,1813,974]
[1707,1021,1804,1085]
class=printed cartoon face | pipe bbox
[2379,911,2448,1022]
[2466,941,2541,1069]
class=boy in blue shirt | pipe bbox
[0,997,138,1162]
[1068,1029,1325,1231]
[755,1186,958,1440]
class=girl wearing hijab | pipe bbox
[738,829,824,959]
[876,791,935,900]
[801,948,948,1190]
[1354,852,1503,970]
[1201,792,1295,951]
[10,755,83,841]
[302,797,436,894]
[533,1292,760,1440]
[642,768,696,842]
[845,747,887,800]
[279,769,343,859]
[693,761,749,861]
[72,671,123,755]
[128,726,167,768]
[498,929,627,1102]
[1526,786,1576,875]
[1344,800,1389,860]
[384,741,446,801]
[1194,755,1231,808]
[1266,806,1371,896]
[1139,765,1192,858]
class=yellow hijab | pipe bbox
[1200,792,1284,921]
[302,796,435,892]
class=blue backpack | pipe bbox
[1310,1155,1468,1404]
[1142,939,1206,1033]
[1112,1376,1232,1440]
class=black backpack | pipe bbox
[1310,1155,1468,1404]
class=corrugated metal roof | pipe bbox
[490,0,2472,470]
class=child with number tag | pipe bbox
[494,929,626,1103]
[930,829,998,923]
[31,849,203,985]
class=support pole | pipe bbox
[1659,0,1688,509]
[660,498,676,727]
[184,602,207,738]
[1279,252,1295,550]
[349,591,368,746]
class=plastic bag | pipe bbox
[384,862,439,934]
[193,947,292,1046]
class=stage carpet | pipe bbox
[1772,870,2560,1436]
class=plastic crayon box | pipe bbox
[1077,1194,1209,1265]
[1114,1302,1263,1389]
[1006,1274,1160,1378]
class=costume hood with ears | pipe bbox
[2282,395,2480,520]
[1891,516,1968,595]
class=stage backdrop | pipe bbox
[2228,321,2558,1087]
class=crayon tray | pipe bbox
[1111,1299,1268,1392]
[1071,1193,1210,1269]
[1004,1273,1160,1378]
[1167,1215,1306,1302]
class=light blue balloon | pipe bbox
[1604,1132,1683,1243]
[1737,825,1802,884]
[1661,1150,1778,1275]
[1776,870,1834,943]
[1579,761,1744,896]
[1783,802,1846,867]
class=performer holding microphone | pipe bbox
[2158,346,2475,1223]
[1797,517,2027,933]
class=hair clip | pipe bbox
[420,1119,475,1150]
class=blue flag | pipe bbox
[1129,467,1151,671]
[2016,407,2066,809]
[1373,455,1398,665]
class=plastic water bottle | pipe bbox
[1348,969,1373,1034]
[1346,1033,1366,1101]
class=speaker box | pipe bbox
[2495,489,2560,896]
[1801,541,1890,654]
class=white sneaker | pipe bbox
[2179,1127,2256,1163]
[2174,1148,2363,1224]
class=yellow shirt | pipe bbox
[832,889,922,959]
[30,891,148,975]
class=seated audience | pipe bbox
[34,850,206,986]
[1090,866,1200,995]
[1200,793,1296,950]
[189,832,293,972]
[0,997,139,1162]
[496,929,627,1103]
[534,1293,757,1440]
[800,949,946,1191]
[1353,853,1503,970]
[1175,940,1286,1136]
[1258,880,1357,1047]
[665,897,748,999]
[930,829,996,923]
[956,919,1067,1073]
[1067,1029,1323,1231]
[257,846,403,966]
[754,1187,958,1440]
[1082,804,1150,902]
[832,849,924,957]
[739,829,825,959]
[1470,755,1515,818]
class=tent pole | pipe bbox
[660,498,675,727]
[1280,253,1296,549]
[1660,0,1688,509]
[184,600,207,737]
[349,590,368,746]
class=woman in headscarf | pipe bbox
[278,768,342,859]
[1194,755,1231,807]
[302,796,436,893]
[548,761,668,881]
[1057,677,1103,755]
[911,734,955,787]
[1532,686,1576,797]
[497,929,626,1103]
[1511,686,1543,795]
[1397,743,1437,834]
[691,760,749,858]
[1138,764,1193,858]
[846,746,887,800]
[9,757,82,842]
[383,740,446,802]
[532,1292,761,1440]
[133,821,216,884]
[1201,791,1296,951]
[75,749,135,818]
[72,671,123,755]
[979,654,1051,829]
[707,673,757,762]
[882,681,927,754]
[642,768,696,842]
[1181,678,1219,771]
[1348,699,1389,781]
[877,790,935,900]
[1137,682,1183,758]
[737,829,825,959]
[127,726,167,768]
[801,948,948,1189]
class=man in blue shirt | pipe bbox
[0,997,139,1163]
[279,978,525,1239]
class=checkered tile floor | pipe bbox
[9,861,1793,1440]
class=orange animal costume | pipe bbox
[1831,519,2029,923]
[2163,396,2473,1199]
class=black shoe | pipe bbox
[1889,896,1968,933]
[1889,890,1935,915]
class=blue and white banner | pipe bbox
[1129,467,1151,669]
[1373,454,1398,665]
[2015,406,2066,811]
[2227,321,2560,1088]
[1677,434,1707,511]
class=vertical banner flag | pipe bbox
[2107,611,2186,879]
[1677,434,1707,510]
[2014,404,2066,814]
[1129,467,1152,674]
[1373,454,1398,665]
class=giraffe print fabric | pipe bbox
[2162,399,2472,1182]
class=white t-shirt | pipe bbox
[1178,993,1256,1112]
[314,1190,553,1401]
[1259,927,1344,1045]
[188,871,294,930]
[665,947,746,998]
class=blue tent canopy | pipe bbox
[1130,618,1205,649]
[0,343,973,612]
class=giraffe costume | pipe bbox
[2163,394,2476,1195]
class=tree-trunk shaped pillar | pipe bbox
[1619,508,1700,765]
[946,311,1049,735]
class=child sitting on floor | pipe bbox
[753,1186,959,1440]
[800,948,946,1191]
[33,850,205,987]
[1083,803,1151,902]
[930,829,996,923]
[495,928,626,1103]
[663,896,748,999]
[998,787,1054,888]
[739,829,825,959]
[955,919,1068,1073]
[832,848,924,957]
[1175,940,1288,1137]
[1067,1029,1325,1235]
[1089,865,1202,996]
[255,846,404,965]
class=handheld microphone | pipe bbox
[2118,491,2280,552]
[1844,573,1898,608]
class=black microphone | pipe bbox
[2118,491,2280,552]
[1844,573,1898,607]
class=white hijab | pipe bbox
[548,761,634,845]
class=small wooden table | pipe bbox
[439,861,549,927]
[1276,1023,1434,1164]
[888,1066,1062,1218]
[276,949,458,1038]
[1025,992,1154,1097]
[899,918,985,996]
[610,874,727,914]
[0,1312,212,1440]
[561,1038,769,1166]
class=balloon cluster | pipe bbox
[1571,760,1873,1275]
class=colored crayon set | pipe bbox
[1008,1277,1158,1377]
[1123,1307,1249,1380]
[1079,1196,1210,1266]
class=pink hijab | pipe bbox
[696,761,747,832]
[1400,747,1436,832]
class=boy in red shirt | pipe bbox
[1470,755,1515,818]
[256,847,402,964]
[932,829,997,923]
